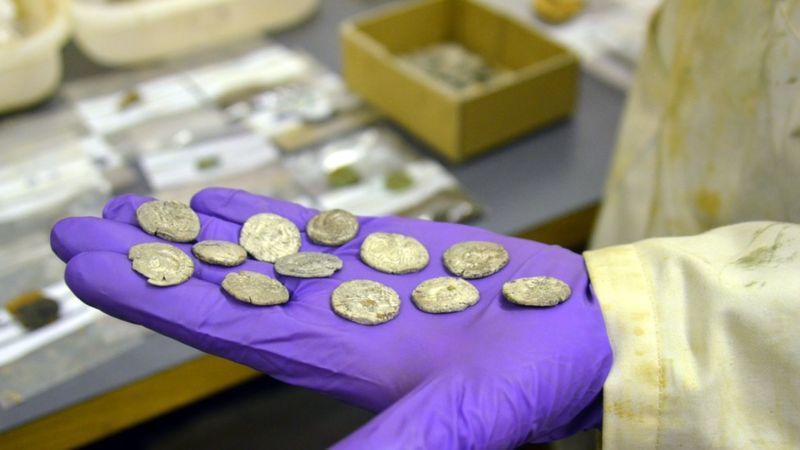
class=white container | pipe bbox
[71,0,320,66]
[0,0,70,113]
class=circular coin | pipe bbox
[128,243,194,286]
[239,213,301,263]
[411,277,479,313]
[307,209,359,246]
[136,200,201,243]
[331,280,401,325]
[443,241,509,279]
[274,252,343,278]
[192,240,247,267]
[502,277,571,307]
[360,232,429,274]
[222,271,289,306]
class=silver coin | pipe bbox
[411,277,479,314]
[192,240,247,267]
[307,209,359,246]
[222,271,289,306]
[502,277,572,307]
[239,213,301,263]
[136,200,201,243]
[331,280,401,325]
[128,242,194,286]
[443,241,509,279]
[274,252,343,278]
[360,232,429,274]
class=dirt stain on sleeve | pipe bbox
[694,189,721,218]
[735,226,796,268]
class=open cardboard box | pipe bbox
[341,0,579,162]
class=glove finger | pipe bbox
[64,251,323,379]
[330,373,532,450]
[190,187,318,229]
[102,193,154,225]
[51,216,279,283]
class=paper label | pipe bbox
[75,75,202,134]
[140,132,280,191]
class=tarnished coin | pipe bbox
[502,277,572,307]
[239,213,301,263]
[136,200,200,243]
[331,280,401,325]
[443,241,509,279]
[411,277,479,314]
[307,209,359,246]
[275,252,343,278]
[360,232,429,274]
[222,271,289,306]
[128,243,194,286]
[192,240,247,267]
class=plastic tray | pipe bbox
[71,0,319,66]
[0,0,70,113]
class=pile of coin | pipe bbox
[402,43,502,91]
[128,199,572,327]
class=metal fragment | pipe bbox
[275,252,343,278]
[136,200,200,243]
[444,241,509,279]
[192,240,247,267]
[360,232,429,274]
[411,277,479,313]
[331,280,400,325]
[502,276,572,307]
[239,213,301,263]
[307,209,359,246]
[129,242,194,286]
[222,271,289,306]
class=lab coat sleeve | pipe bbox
[584,221,800,449]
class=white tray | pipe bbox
[71,0,319,66]
[0,0,70,113]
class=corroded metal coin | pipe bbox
[502,277,571,307]
[274,252,343,278]
[411,277,479,314]
[128,242,194,286]
[307,209,359,246]
[360,232,429,274]
[192,240,247,267]
[222,271,289,306]
[136,200,201,243]
[444,241,509,279]
[331,280,401,325]
[239,213,301,263]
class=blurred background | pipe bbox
[0,0,658,448]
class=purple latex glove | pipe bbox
[51,188,611,449]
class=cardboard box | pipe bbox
[341,0,579,162]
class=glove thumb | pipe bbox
[331,372,534,450]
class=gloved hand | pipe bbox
[51,188,612,449]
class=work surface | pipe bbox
[0,0,625,438]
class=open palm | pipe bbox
[51,187,611,449]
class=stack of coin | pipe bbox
[402,43,500,90]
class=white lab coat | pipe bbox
[591,0,800,249]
